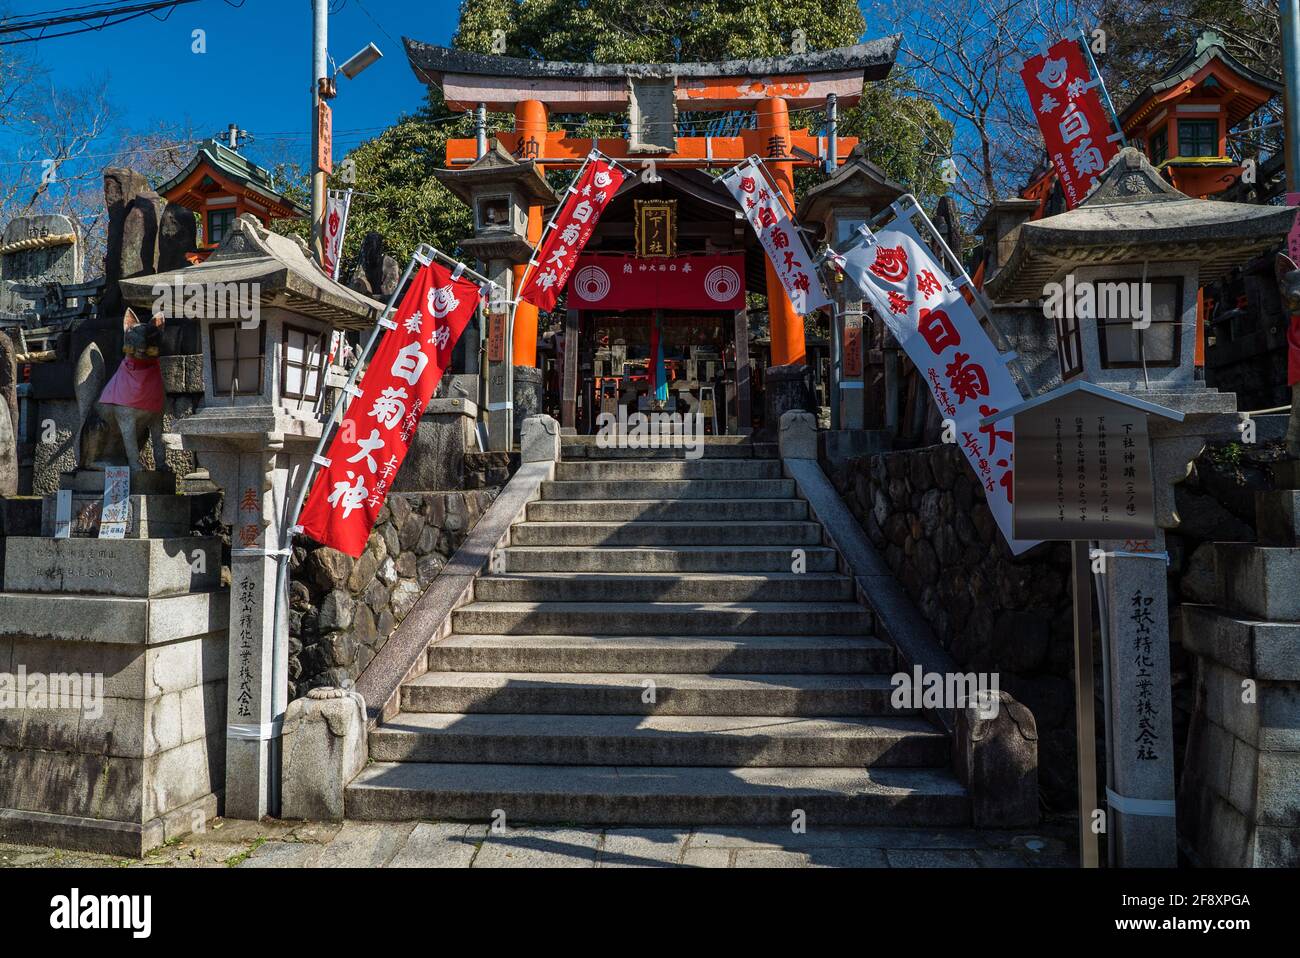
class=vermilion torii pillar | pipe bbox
[757,97,806,368]
[512,98,547,367]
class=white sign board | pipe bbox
[98,466,130,539]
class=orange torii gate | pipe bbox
[404,38,899,369]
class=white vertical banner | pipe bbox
[720,157,831,314]
[322,188,354,281]
[836,223,1036,555]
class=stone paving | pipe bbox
[0,817,1077,868]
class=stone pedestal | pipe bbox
[954,690,1039,828]
[778,410,818,461]
[280,687,367,821]
[41,489,188,539]
[0,535,227,855]
[764,363,811,433]
[513,365,543,439]
[392,398,477,493]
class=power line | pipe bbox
[0,0,199,45]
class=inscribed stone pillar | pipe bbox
[1097,533,1178,867]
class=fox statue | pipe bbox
[76,307,169,474]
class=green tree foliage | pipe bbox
[325,0,952,273]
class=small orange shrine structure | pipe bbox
[159,139,308,260]
[406,38,896,383]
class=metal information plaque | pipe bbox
[1012,390,1157,541]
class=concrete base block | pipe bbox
[521,414,561,464]
[61,468,176,495]
[953,690,1038,827]
[0,791,218,857]
[281,688,368,822]
[1215,543,1300,620]
[3,535,221,598]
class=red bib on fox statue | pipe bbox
[99,310,166,413]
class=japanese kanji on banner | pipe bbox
[720,157,830,314]
[570,253,746,311]
[518,154,627,312]
[297,260,481,556]
[1020,36,1121,208]
[837,224,1037,554]
[322,189,353,281]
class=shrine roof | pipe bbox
[158,139,309,218]
[1118,32,1282,132]
[119,215,382,329]
[985,148,1297,303]
[405,37,900,111]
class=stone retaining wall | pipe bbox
[827,443,1079,808]
[288,490,497,700]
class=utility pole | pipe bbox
[1283,0,1300,192]
[311,0,330,263]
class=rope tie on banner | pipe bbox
[451,261,466,280]
[1106,788,1176,818]
[312,454,332,468]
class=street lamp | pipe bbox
[340,42,383,80]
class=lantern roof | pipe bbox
[985,148,1297,302]
[405,37,900,111]
[431,140,561,207]
[798,145,906,224]
[120,215,382,329]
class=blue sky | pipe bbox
[1,0,463,165]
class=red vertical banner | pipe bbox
[1020,37,1120,208]
[518,154,626,311]
[297,260,481,556]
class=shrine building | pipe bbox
[404,37,900,435]
[159,138,308,262]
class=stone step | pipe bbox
[369,713,949,767]
[451,601,871,636]
[526,498,808,523]
[554,459,783,481]
[346,762,970,826]
[541,479,797,500]
[510,520,823,547]
[501,545,839,573]
[428,633,894,674]
[472,573,853,604]
[400,672,903,716]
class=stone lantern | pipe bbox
[433,142,559,450]
[986,147,1295,866]
[797,147,904,460]
[120,215,381,819]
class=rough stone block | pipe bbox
[281,688,368,821]
[3,536,220,598]
[952,690,1038,827]
[778,409,818,460]
[0,591,226,645]
[520,414,561,463]
[159,354,204,394]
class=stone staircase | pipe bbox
[347,438,970,826]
